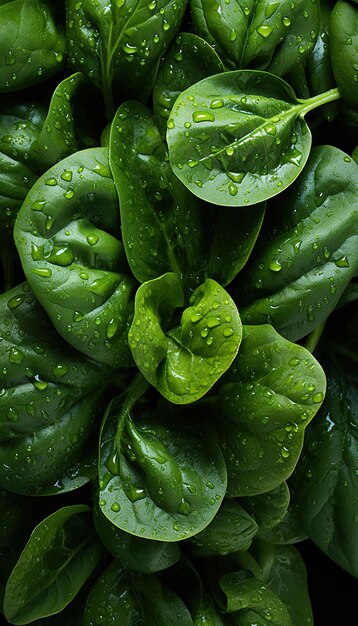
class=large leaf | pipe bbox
[0,282,110,439]
[0,0,66,92]
[218,324,326,496]
[239,145,358,340]
[98,392,227,541]
[14,148,135,367]
[167,70,340,206]
[128,273,242,403]
[67,0,187,118]
[190,0,319,75]
[291,346,358,577]
[83,560,193,626]
[3,505,103,625]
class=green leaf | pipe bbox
[109,101,205,289]
[190,500,258,557]
[0,0,66,92]
[3,505,103,624]
[0,283,110,440]
[330,0,358,109]
[37,72,102,171]
[98,394,227,541]
[167,70,340,207]
[14,148,135,368]
[83,560,193,626]
[239,145,358,340]
[67,0,187,118]
[0,391,103,496]
[291,346,358,577]
[190,0,319,76]
[218,324,326,496]
[240,482,290,536]
[93,491,181,573]
[128,273,241,403]
[153,32,224,135]
[220,576,293,624]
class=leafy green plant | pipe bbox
[1,1,357,624]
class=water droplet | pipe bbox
[64,189,75,199]
[111,502,121,512]
[257,24,273,38]
[178,500,191,515]
[190,311,202,323]
[269,260,282,272]
[31,267,52,278]
[289,357,300,366]
[61,170,73,182]
[335,256,349,268]
[313,392,324,404]
[86,233,99,246]
[207,316,221,328]
[31,199,46,212]
[210,98,224,109]
[122,43,138,55]
[106,318,118,339]
[53,364,68,377]
[228,182,238,196]
[167,118,175,129]
[45,178,57,186]
[192,111,216,123]
[32,376,48,391]
[9,348,25,364]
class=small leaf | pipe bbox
[129,273,242,404]
[4,505,103,624]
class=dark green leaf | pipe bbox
[220,575,293,624]
[218,324,326,496]
[128,273,241,403]
[291,347,358,577]
[330,0,358,109]
[0,0,66,92]
[93,491,181,573]
[190,500,258,557]
[190,0,319,76]
[167,70,340,207]
[83,560,193,626]
[153,32,224,135]
[4,505,103,624]
[67,0,188,118]
[240,482,290,536]
[0,283,110,440]
[14,148,135,368]
[98,395,227,541]
[239,145,358,340]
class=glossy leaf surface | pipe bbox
[240,146,358,340]
[0,0,66,92]
[167,70,318,207]
[99,396,227,541]
[129,273,241,403]
[4,505,103,624]
[330,1,358,109]
[218,324,326,496]
[67,0,187,118]
[83,560,193,626]
[14,148,134,367]
[292,347,358,577]
[153,32,224,135]
[190,0,319,75]
[0,282,110,439]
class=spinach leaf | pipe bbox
[0,283,110,439]
[220,576,293,624]
[218,324,326,496]
[240,482,290,537]
[14,148,135,367]
[93,491,182,573]
[98,388,227,541]
[190,0,319,76]
[0,0,66,92]
[0,390,103,495]
[153,32,224,135]
[291,345,358,577]
[37,72,102,171]
[239,145,358,340]
[167,70,340,206]
[110,101,205,289]
[67,0,188,119]
[190,500,258,557]
[330,0,358,109]
[110,102,265,290]
[128,273,241,403]
[3,505,103,625]
[83,560,193,626]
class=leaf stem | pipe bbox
[298,87,341,117]
[304,321,326,354]
[115,373,149,452]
